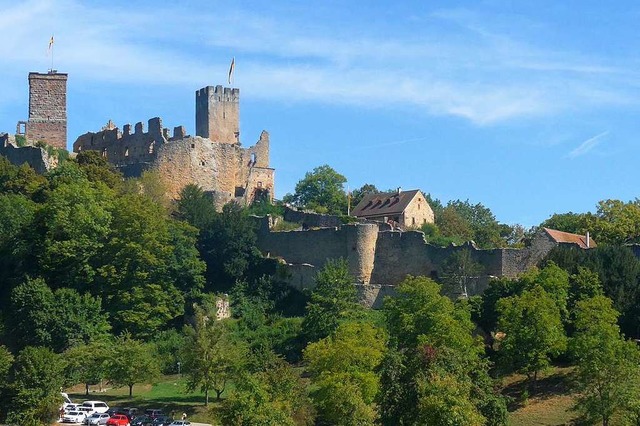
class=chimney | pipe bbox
[586,231,590,248]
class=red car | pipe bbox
[107,414,130,426]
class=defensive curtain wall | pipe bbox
[255,217,561,307]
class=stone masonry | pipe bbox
[73,85,274,208]
[17,72,68,149]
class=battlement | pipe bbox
[196,85,240,102]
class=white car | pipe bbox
[168,422,191,426]
[62,411,87,423]
[84,412,111,425]
[81,400,110,414]
[64,403,81,414]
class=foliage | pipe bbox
[497,286,567,387]
[219,361,314,426]
[4,346,64,426]
[106,333,160,397]
[545,245,640,338]
[301,258,362,343]
[75,150,123,190]
[184,309,246,405]
[152,329,188,374]
[380,276,505,425]
[64,340,110,394]
[283,165,348,215]
[349,183,379,209]
[440,249,485,298]
[570,296,640,426]
[0,156,47,196]
[304,321,386,426]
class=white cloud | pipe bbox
[568,131,610,158]
[1,1,639,126]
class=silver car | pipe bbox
[84,412,110,425]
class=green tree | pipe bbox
[198,202,264,292]
[64,340,110,395]
[98,194,187,337]
[380,276,505,425]
[176,184,217,229]
[184,309,246,405]
[0,156,47,197]
[301,259,361,343]
[4,346,64,426]
[540,212,591,236]
[75,150,124,190]
[283,165,348,215]
[106,333,160,397]
[497,285,567,389]
[304,322,386,426]
[350,183,378,209]
[571,296,640,426]
[440,249,485,298]
[6,277,56,350]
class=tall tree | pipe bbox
[106,333,160,397]
[304,321,386,426]
[4,346,64,426]
[283,165,348,215]
[571,296,640,426]
[497,285,567,389]
[301,259,361,343]
[380,276,505,425]
[64,340,110,395]
[184,308,246,405]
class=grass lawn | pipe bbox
[66,375,223,424]
[504,367,580,426]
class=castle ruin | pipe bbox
[17,71,68,150]
[73,85,274,208]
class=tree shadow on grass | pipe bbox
[503,368,575,412]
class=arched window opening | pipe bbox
[149,141,155,154]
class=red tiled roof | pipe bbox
[544,228,596,249]
[351,189,422,218]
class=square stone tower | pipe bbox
[23,72,68,149]
[195,85,240,144]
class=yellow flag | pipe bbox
[48,36,54,50]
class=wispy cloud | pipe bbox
[568,131,610,158]
[1,1,640,127]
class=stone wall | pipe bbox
[0,136,56,174]
[255,219,564,306]
[282,206,345,229]
[23,72,68,149]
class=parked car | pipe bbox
[144,409,164,419]
[167,421,190,426]
[107,407,124,417]
[77,406,95,417]
[62,411,87,423]
[130,415,153,426]
[106,414,131,426]
[84,413,111,425]
[121,407,139,419]
[151,416,171,426]
[64,403,81,413]
[82,400,110,414]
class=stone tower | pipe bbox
[195,85,239,144]
[21,71,68,149]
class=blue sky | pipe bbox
[1,0,639,226]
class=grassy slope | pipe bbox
[503,367,579,426]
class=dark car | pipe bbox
[131,415,153,426]
[151,416,171,426]
[107,407,124,417]
[145,409,164,419]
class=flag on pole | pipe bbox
[48,35,54,51]
[228,57,235,85]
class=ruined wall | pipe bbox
[195,86,239,144]
[0,138,56,174]
[24,72,67,149]
[282,206,345,229]
[401,194,435,228]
